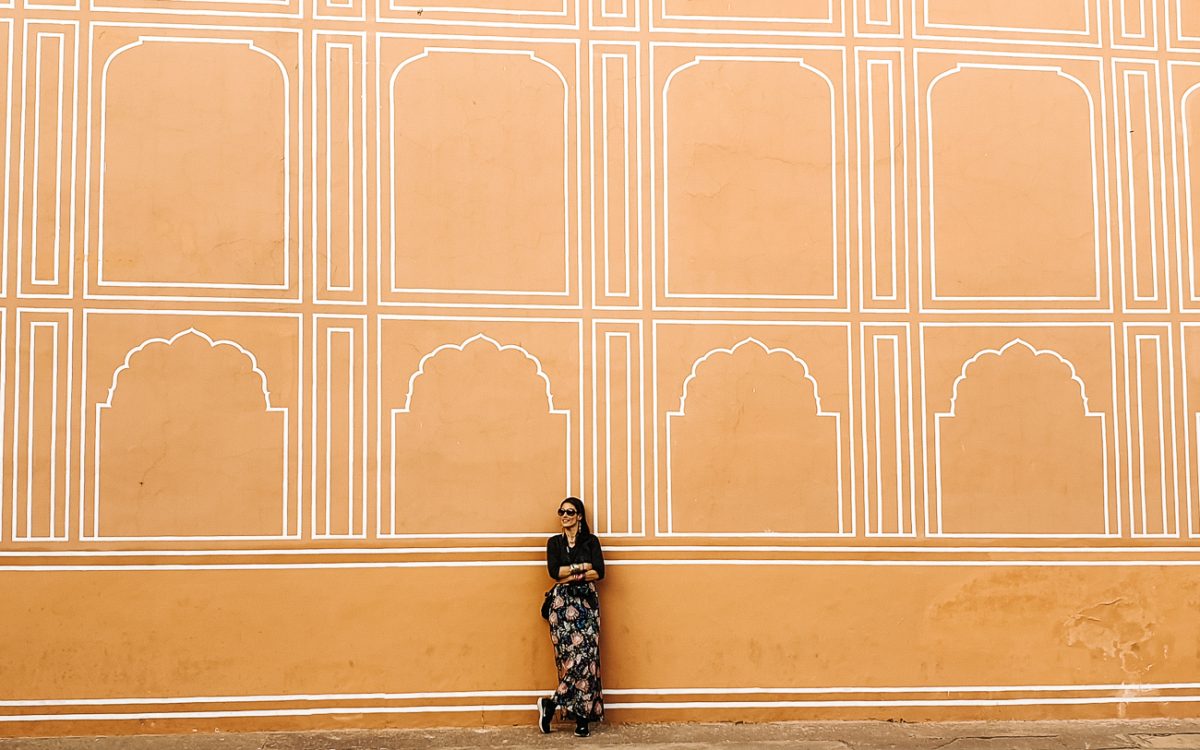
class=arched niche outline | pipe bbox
[932,338,1112,537]
[661,55,839,300]
[387,333,572,537]
[386,47,571,296]
[925,63,1102,301]
[91,327,290,539]
[96,36,291,289]
[665,337,846,536]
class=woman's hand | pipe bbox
[556,562,594,578]
[555,569,600,584]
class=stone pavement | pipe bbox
[2,720,1200,750]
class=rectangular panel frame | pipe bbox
[1122,324,1180,538]
[312,315,367,539]
[860,323,916,537]
[17,22,77,299]
[855,47,909,311]
[313,32,367,304]
[589,42,642,310]
[12,308,70,542]
[591,319,645,537]
[1113,59,1170,311]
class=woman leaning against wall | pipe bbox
[537,496,605,737]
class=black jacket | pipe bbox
[546,533,605,580]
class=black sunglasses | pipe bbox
[557,508,578,517]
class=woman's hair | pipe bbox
[560,496,591,538]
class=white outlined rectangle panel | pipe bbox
[860,323,916,536]
[1170,0,1200,49]
[376,35,581,309]
[84,25,303,303]
[12,309,70,542]
[853,0,901,36]
[652,0,842,36]
[590,42,642,310]
[1122,324,1180,538]
[315,0,364,21]
[1111,0,1158,48]
[1113,60,1170,311]
[1178,323,1200,538]
[651,43,850,312]
[914,0,1100,46]
[313,32,367,304]
[915,50,1112,313]
[18,22,77,299]
[591,320,645,536]
[0,21,13,296]
[92,0,299,20]
[855,48,909,311]
[313,316,367,539]
[590,0,638,29]
[377,0,578,29]
[78,310,302,542]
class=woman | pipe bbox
[537,496,604,737]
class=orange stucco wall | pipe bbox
[2,0,1200,736]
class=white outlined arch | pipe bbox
[387,334,571,538]
[665,338,845,536]
[924,63,1103,302]
[95,36,292,291]
[386,48,571,297]
[90,328,290,540]
[932,338,1112,537]
[661,56,839,300]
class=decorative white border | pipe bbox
[312,32,367,303]
[650,43,850,311]
[653,320,854,538]
[1122,326,1180,538]
[17,22,77,300]
[375,34,581,308]
[921,324,1121,539]
[913,0,1100,46]
[376,315,583,539]
[312,315,368,539]
[915,51,1111,312]
[82,23,303,303]
[77,309,303,542]
[860,324,916,537]
[94,38,292,292]
[591,320,646,537]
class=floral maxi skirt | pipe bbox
[547,581,604,721]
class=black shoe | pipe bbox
[574,720,589,738]
[537,697,554,734]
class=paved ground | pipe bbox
[2,720,1200,749]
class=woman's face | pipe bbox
[558,503,580,532]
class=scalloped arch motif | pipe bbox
[400,333,564,415]
[941,338,1098,418]
[671,337,830,416]
[101,328,277,410]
